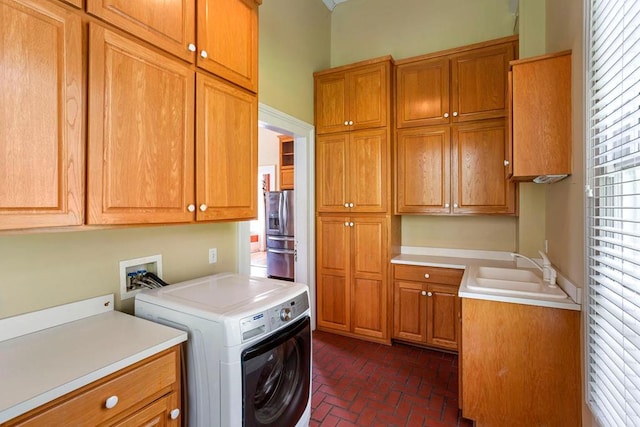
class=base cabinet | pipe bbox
[316,215,391,343]
[3,346,182,427]
[393,265,463,351]
[461,298,580,426]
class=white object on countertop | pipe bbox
[0,295,187,424]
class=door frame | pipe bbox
[237,103,316,329]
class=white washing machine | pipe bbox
[135,273,311,427]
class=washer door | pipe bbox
[242,316,311,427]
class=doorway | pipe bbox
[237,103,316,328]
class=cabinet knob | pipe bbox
[188,43,196,52]
[199,204,207,212]
[453,203,459,208]
[453,111,458,117]
[344,203,349,208]
[445,203,450,208]
[424,273,430,279]
[504,160,510,166]
[427,292,433,297]
[348,120,354,125]
[344,121,349,126]
[349,222,354,227]
[421,290,427,296]
[349,203,354,208]
[170,408,180,420]
[105,395,119,409]
[187,204,196,212]
[200,50,208,59]
[344,221,349,226]
[444,113,449,118]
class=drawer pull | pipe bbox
[105,395,119,409]
[424,273,430,279]
[421,290,427,296]
[170,408,181,420]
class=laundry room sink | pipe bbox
[466,266,568,299]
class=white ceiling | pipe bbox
[322,0,350,11]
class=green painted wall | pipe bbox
[259,0,331,124]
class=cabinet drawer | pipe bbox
[394,264,463,285]
[11,348,179,427]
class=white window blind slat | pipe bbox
[587,0,640,425]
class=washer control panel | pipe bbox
[239,290,309,342]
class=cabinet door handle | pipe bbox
[421,290,427,296]
[344,121,349,126]
[105,395,119,409]
[349,222,354,227]
[187,204,196,212]
[445,203,450,208]
[504,160,510,166]
[349,203,354,208]
[349,120,354,125]
[424,273,430,279]
[170,408,180,420]
[200,49,208,59]
[453,203,459,208]
[344,203,349,208]
[188,43,196,52]
[444,113,449,118]
[427,292,433,297]
[453,111,458,117]
[199,204,207,212]
[344,222,349,226]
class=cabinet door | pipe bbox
[315,72,348,135]
[393,280,427,343]
[60,0,82,7]
[349,129,388,213]
[87,25,195,225]
[426,283,460,351]
[452,120,515,214]
[196,73,257,221]
[396,127,451,214]
[351,217,388,340]
[0,0,83,230]
[86,0,196,62]
[451,43,514,122]
[197,0,259,92]
[316,133,348,212]
[396,57,450,128]
[348,61,390,131]
[316,216,351,332]
[110,392,180,426]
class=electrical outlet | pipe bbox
[209,248,218,264]
[119,255,163,300]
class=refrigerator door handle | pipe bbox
[267,248,296,255]
[267,235,295,241]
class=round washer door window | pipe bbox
[242,316,311,427]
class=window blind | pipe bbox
[586,1,640,426]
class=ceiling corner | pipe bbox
[322,0,349,12]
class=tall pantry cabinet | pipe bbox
[314,57,400,344]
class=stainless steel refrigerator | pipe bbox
[265,190,295,281]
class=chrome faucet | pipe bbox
[510,251,557,286]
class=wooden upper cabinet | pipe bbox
[196,72,257,221]
[316,129,389,213]
[510,51,572,180]
[86,0,196,62]
[452,119,515,214]
[396,37,516,129]
[396,57,450,128]
[87,24,195,225]
[396,127,451,214]
[0,0,83,230]
[315,58,391,135]
[451,43,514,122]
[197,0,259,92]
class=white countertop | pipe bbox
[0,295,187,424]
[392,247,581,311]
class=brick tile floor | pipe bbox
[311,330,473,427]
